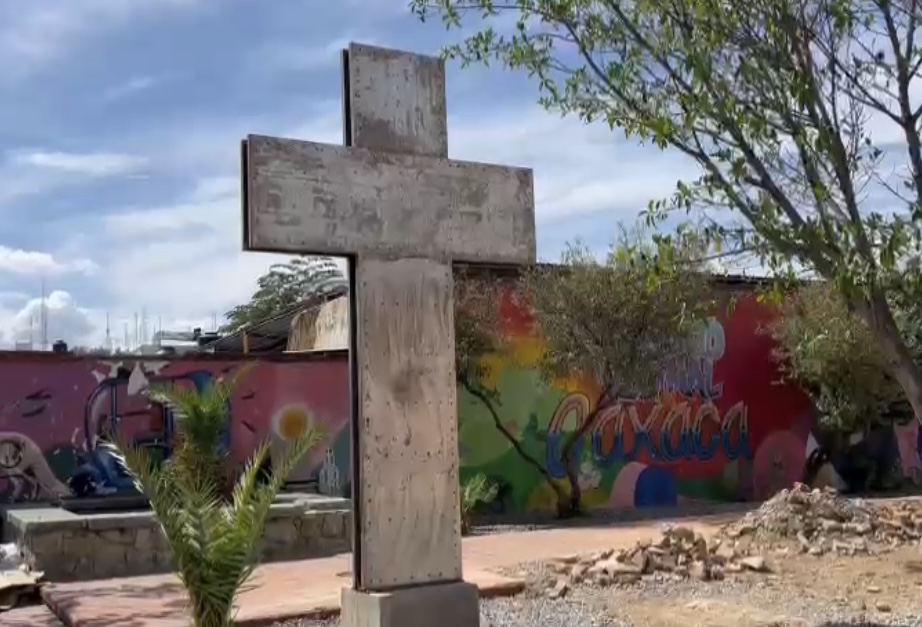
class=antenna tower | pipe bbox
[40,278,48,351]
[104,313,112,353]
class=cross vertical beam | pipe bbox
[345,43,462,592]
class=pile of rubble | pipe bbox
[0,543,44,612]
[722,483,922,556]
[540,485,922,598]
[545,525,770,598]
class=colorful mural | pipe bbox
[456,280,819,514]
[3,281,919,514]
[0,353,350,503]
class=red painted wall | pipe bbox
[457,279,817,513]
[0,353,350,503]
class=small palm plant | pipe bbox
[460,473,498,536]
[103,369,321,627]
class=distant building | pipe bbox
[204,291,347,355]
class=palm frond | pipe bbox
[107,364,320,627]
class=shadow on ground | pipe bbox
[43,579,188,627]
[473,489,922,534]
[472,501,757,534]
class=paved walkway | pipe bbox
[31,512,734,627]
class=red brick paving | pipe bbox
[3,603,65,626]
[41,515,731,626]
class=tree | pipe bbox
[767,282,912,433]
[106,371,321,627]
[222,257,347,332]
[411,0,922,425]
[454,269,568,514]
[523,229,715,513]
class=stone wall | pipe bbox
[8,503,351,582]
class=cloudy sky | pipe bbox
[0,0,715,349]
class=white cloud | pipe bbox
[102,74,173,102]
[0,146,150,210]
[10,150,146,177]
[0,290,97,348]
[0,247,97,277]
[449,107,698,225]
[98,176,294,324]
[0,0,212,83]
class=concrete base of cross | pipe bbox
[341,580,480,627]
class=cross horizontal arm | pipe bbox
[242,134,536,264]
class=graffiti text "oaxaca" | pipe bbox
[545,393,751,479]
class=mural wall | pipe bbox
[0,353,350,504]
[457,280,821,514]
[3,284,918,513]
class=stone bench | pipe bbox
[1,494,352,582]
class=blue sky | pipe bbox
[0,0,759,348]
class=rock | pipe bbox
[548,578,569,599]
[670,526,697,542]
[631,550,653,574]
[612,572,642,585]
[689,560,710,581]
[549,561,570,574]
[553,554,580,565]
[569,562,589,583]
[592,559,642,576]
[876,602,892,613]
[739,555,769,572]
[866,585,881,593]
[821,520,842,532]
[844,521,871,535]
[658,552,677,572]
[713,543,736,564]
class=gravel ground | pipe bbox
[274,542,922,627]
[497,556,922,627]
[275,592,922,627]
[273,596,630,627]
[274,575,922,627]
[597,575,922,626]
[274,496,922,627]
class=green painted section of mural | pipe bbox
[457,363,562,514]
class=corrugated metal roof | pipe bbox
[204,287,347,353]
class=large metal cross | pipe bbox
[241,43,535,626]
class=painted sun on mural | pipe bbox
[0,355,351,503]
